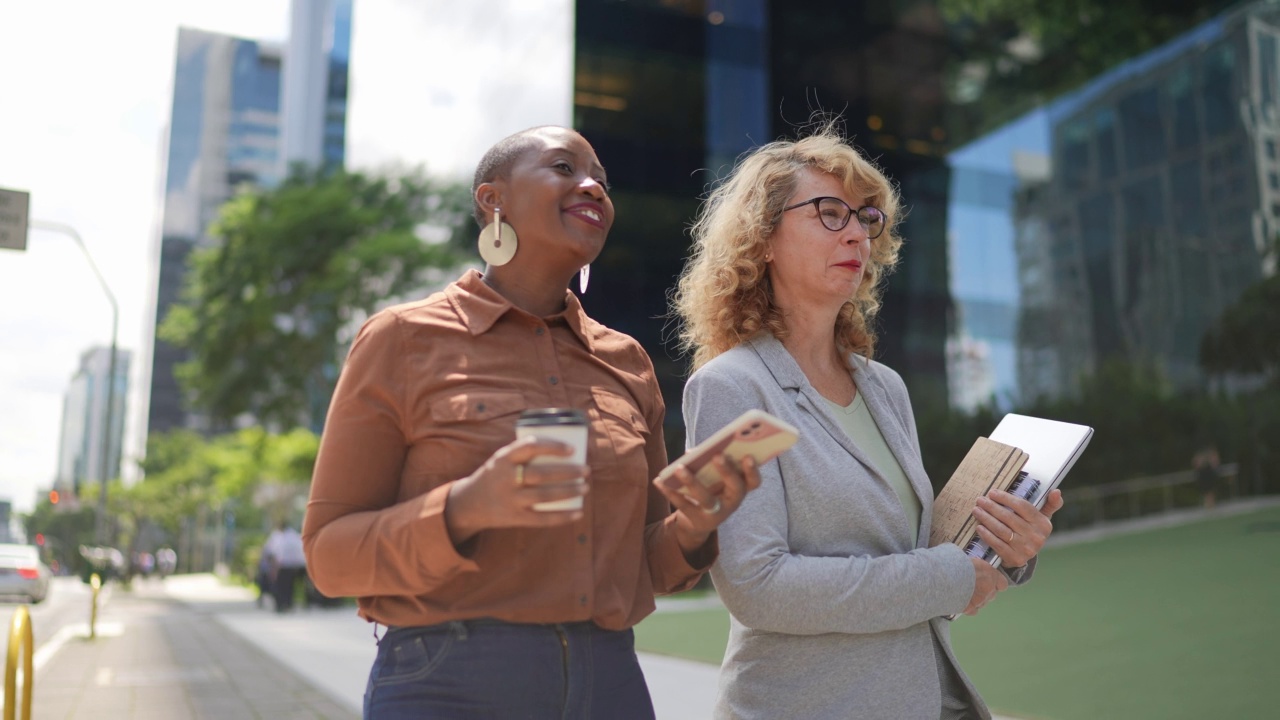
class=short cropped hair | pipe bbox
[672,122,904,371]
[471,126,562,226]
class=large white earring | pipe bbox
[578,264,590,293]
[478,207,518,266]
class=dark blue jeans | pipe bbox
[363,619,656,719]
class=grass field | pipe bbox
[634,504,1280,719]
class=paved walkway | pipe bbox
[164,577,721,720]
[30,583,353,719]
[18,497,1275,719]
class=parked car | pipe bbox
[0,543,52,603]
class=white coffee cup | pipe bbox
[515,408,588,511]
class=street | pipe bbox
[2,577,94,669]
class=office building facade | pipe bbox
[144,1,352,440]
[574,0,956,432]
[950,1,1276,405]
[55,346,131,495]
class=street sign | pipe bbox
[0,187,31,251]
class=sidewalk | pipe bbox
[161,576,721,720]
[30,581,353,719]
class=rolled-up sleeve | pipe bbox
[302,311,479,598]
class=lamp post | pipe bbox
[28,220,120,545]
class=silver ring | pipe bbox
[704,498,722,514]
[1008,530,1016,543]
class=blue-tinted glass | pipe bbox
[1119,85,1164,169]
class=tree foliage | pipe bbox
[916,360,1280,514]
[160,168,470,430]
[940,0,1237,138]
[1199,275,1280,379]
[1200,236,1280,381]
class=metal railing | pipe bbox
[4,606,33,720]
[1057,463,1241,529]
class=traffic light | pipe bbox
[48,489,60,505]
[35,533,44,546]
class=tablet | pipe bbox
[657,409,799,490]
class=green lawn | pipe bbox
[635,505,1280,719]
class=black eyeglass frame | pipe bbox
[781,196,887,239]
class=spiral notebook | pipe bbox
[930,414,1094,570]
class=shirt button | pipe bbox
[577,534,586,544]
[476,403,486,412]
[536,327,545,336]
[549,376,559,385]
[579,596,587,606]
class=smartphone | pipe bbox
[657,409,799,491]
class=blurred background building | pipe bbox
[142,0,353,441]
[574,0,956,435]
[54,346,131,498]
[949,1,1276,406]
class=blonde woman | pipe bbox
[673,125,1063,720]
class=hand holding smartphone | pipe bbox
[657,409,798,492]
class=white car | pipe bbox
[0,543,51,603]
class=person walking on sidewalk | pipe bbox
[303,126,760,720]
[263,521,307,612]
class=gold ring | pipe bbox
[515,464,525,487]
[1008,530,1016,543]
[704,498,722,514]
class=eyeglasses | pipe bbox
[782,197,886,239]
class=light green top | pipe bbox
[823,391,922,539]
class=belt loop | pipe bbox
[452,621,469,641]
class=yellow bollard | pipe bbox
[4,605,34,720]
[89,574,101,641]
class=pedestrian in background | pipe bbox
[263,521,307,613]
[303,126,760,719]
[1193,444,1221,509]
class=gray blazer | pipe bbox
[685,334,1033,720]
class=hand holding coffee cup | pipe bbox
[442,412,589,545]
[515,409,589,511]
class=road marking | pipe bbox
[33,622,125,672]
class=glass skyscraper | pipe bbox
[948,2,1274,406]
[55,346,131,496]
[144,2,352,439]
[573,0,956,449]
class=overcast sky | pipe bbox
[0,0,571,514]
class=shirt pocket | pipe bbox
[429,390,527,424]
[590,387,650,485]
[407,390,528,485]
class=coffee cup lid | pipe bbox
[517,408,587,425]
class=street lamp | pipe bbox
[27,220,120,546]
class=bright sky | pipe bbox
[0,0,571,513]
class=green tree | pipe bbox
[160,168,470,430]
[1200,236,1280,382]
[940,0,1237,138]
[1199,275,1280,380]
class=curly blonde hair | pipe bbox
[672,124,905,371]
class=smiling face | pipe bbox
[479,127,615,271]
[767,167,871,315]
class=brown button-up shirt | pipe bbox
[303,269,714,630]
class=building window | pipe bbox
[1268,139,1277,160]
[1269,172,1279,190]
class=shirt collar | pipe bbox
[450,268,596,352]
